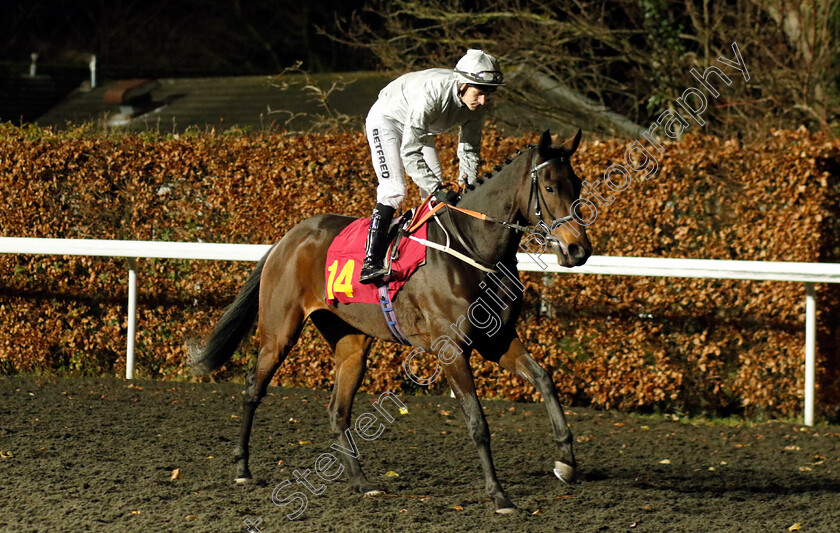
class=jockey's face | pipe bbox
[459,85,493,110]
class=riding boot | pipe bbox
[359,203,396,284]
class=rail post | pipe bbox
[126,258,138,379]
[804,282,816,426]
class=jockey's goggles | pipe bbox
[454,69,504,86]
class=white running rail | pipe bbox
[2,237,839,426]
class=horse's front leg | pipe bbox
[442,351,516,514]
[481,334,576,483]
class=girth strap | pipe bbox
[378,284,411,345]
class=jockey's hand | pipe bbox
[432,184,460,205]
[457,173,468,189]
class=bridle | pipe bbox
[524,150,577,256]
[527,151,575,229]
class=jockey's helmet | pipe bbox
[454,49,504,88]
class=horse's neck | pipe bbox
[457,154,527,218]
[441,152,530,265]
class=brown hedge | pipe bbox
[1,123,839,419]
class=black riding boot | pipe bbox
[359,203,396,284]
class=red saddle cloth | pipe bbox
[324,204,431,305]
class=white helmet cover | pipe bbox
[454,49,504,86]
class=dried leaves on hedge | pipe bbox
[1,123,839,418]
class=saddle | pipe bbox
[324,203,432,306]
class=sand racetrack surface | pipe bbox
[1,376,839,532]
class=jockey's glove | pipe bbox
[432,184,460,205]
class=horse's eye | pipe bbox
[545,186,554,193]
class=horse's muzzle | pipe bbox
[550,240,591,267]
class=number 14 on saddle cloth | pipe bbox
[324,204,431,305]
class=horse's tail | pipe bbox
[188,251,269,375]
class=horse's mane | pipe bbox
[460,147,527,197]
[461,141,572,197]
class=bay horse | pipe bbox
[190,129,592,514]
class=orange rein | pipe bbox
[405,184,491,234]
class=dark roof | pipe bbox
[0,70,85,125]
[36,72,389,132]
[33,71,575,137]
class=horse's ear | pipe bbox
[538,130,552,157]
[568,129,582,156]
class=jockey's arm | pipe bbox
[458,116,483,187]
[400,101,442,194]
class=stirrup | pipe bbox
[359,262,389,284]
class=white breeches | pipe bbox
[365,106,441,210]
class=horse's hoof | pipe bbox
[234,476,251,484]
[495,507,517,515]
[494,495,517,514]
[352,480,384,495]
[553,460,576,483]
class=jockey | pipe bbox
[359,49,504,284]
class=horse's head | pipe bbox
[518,129,593,267]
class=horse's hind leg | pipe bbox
[234,307,305,483]
[481,334,576,483]
[310,312,380,494]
